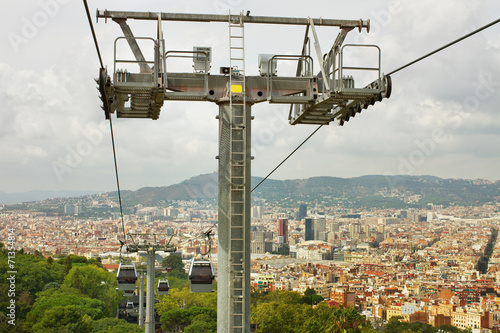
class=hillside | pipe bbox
[109,173,500,208]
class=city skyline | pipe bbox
[1,0,499,194]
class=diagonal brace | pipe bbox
[309,18,330,92]
[113,18,153,74]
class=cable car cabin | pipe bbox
[117,263,137,291]
[157,279,170,296]
[188,258,215,293]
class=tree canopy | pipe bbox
[162,254,188,279]
[0,248,140,332]
[251,290,374,333]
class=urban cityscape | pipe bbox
[1,181,500,332]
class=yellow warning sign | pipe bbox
[231,85,243,93]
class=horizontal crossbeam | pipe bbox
[97,10,369,30]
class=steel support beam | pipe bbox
[138,271,145,329]
[217,102,251,333]
[97,10,369,30]
[145,250,156,333]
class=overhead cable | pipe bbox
[251,124,324,192]
[388,18,500,75]
[83,0,127,243]
[83,0,104,69]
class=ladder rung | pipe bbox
[231,47,244,49]
[231,58,244,61]
[230,35,244,38]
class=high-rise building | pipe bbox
[305,218,314,241]
[349,222,361,239]
[251,231,273,254]
[64,204,83,215]
[298,204,307,220]
[314,218,326,241]
[330,222,340,232]
[251,205,262,219]
[278,218,288,243]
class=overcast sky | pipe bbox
[0,0,499,194]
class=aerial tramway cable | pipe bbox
[83,0,103,68]
[83,0,127,245]
[251,124,324,192]
[387,18,500,76]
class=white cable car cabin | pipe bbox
[117,263,137,292]
[188,258,215,293]
[157,279,170,296]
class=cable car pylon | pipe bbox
[122,233,176,333]
[94,9,391,333]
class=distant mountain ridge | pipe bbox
[2,174,498,208]
[0,190,98,205]
[112,173,500,208]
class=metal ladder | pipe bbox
[228,11,246,332]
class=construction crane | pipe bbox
[95,9,391,333]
